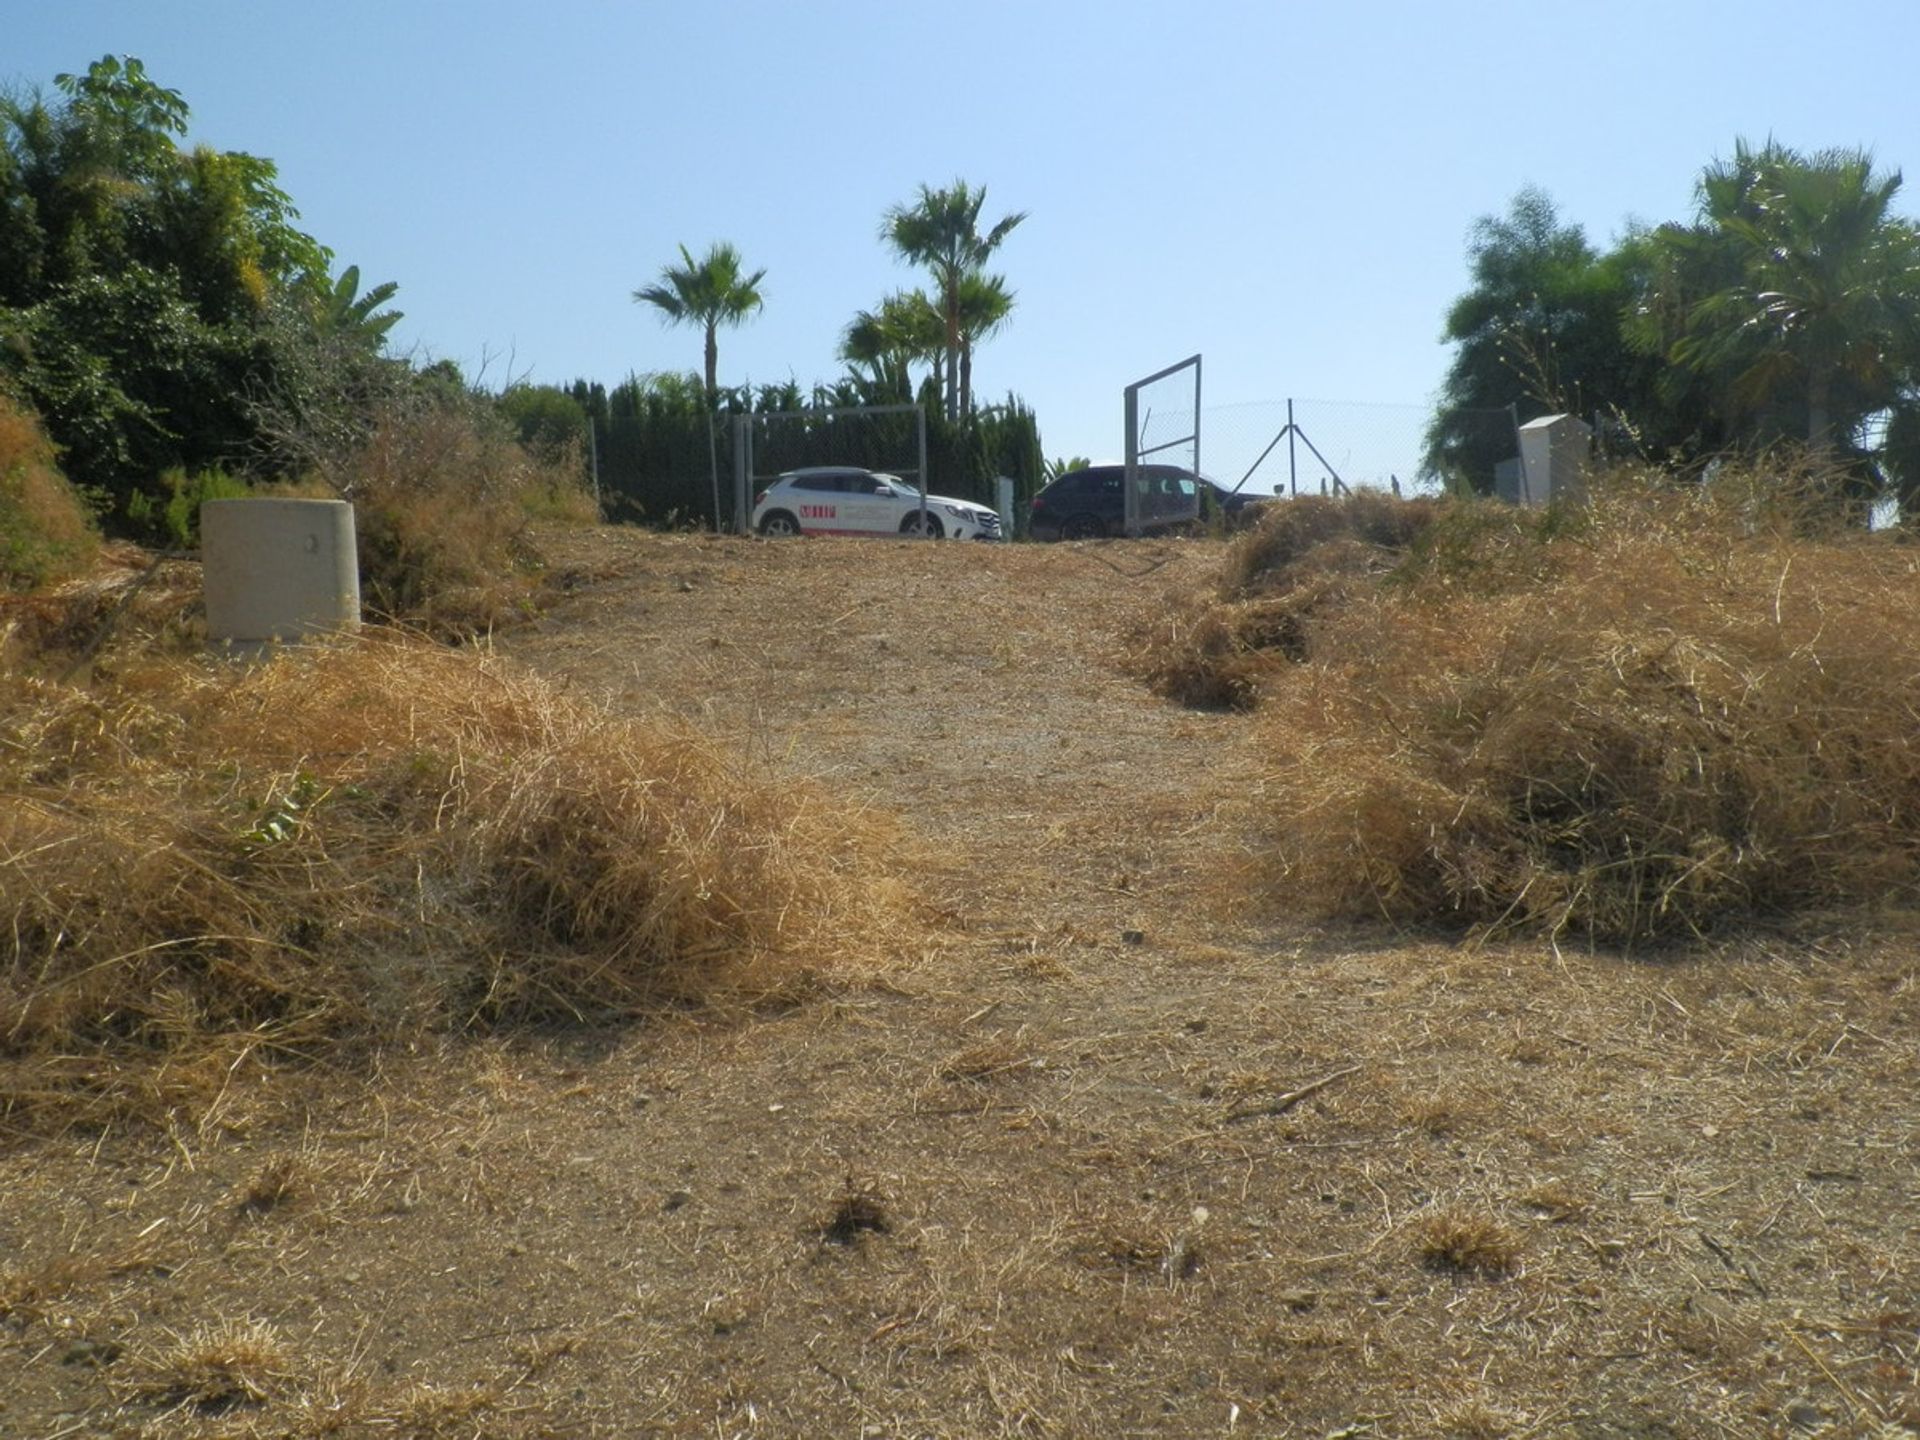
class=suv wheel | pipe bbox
[759,511,802,537]
[901,512,945,539]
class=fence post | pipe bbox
[733,413,750,535]
[1287,398,1298,497]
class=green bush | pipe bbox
[124,467,251,548]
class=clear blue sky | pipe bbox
[11,0,1920,486]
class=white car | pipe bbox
[751,467,1003,540]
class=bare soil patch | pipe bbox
[3,528,1915,1438]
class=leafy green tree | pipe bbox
[498,383,588,460]
[881,180,1025,421]
[1640,141,1920,458]
[0,56,191,307]
[0,55,397,530]
[632,242,766,401]
[10,267,243,491]
[4,58,327,309]
[1422,187,1663,489]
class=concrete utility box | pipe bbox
[1514,414,1592,507]
[202,498,361,654]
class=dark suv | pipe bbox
[1027,464,1269,541]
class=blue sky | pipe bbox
[10,0,1920,487]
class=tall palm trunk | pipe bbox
[1806,358,1834,455]
[702,325,722,533]
[943,295,961,422]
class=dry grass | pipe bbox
[126,1317,298,1411]
[1,541,208,681]
[234,1150,310,1215]
[1409,1209,1524,1277]
[3,528,1916,1439]
[820,1181,893,1246]
[1,629,913,1129]
[0,389,100,593]
[1218,489,1445,599]
[1150,466,1920,942]
[1126,493,1444,708]
[308,395,598,638]
[1,1251,136,1325]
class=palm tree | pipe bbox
[839,289,945,402]
[633,242,765,532]
[632,241,766,400]
[881,181,1025,421]
[1665,142,1920,453]
[954,272,1015,421]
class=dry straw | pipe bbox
[300,392,599,639]
[1159,465,1920,942]
[0,389,99,593]
[1126,493,1446,709]
[126,1317,298,1411]
[2,631,910,1128]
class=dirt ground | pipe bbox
[3,528,1916,1439]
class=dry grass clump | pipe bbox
[1249,466,1920,942]
[0,1254,95,1323]
[236,1151,311,1215]
[323,397,597,638]
[1,544,205,680]
[820,1181,893,1246]
[127,1317,297,1411]
[0,389,99,592]
[1410,1209,1523,1277]
[1129,589,1339,711]
[1,632,909,1128]
[1064,1208,1207,1283]
[1127,492,1445,708]
[1220,490,1444,599]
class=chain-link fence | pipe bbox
[1200,399,1636,498]
[1201,398,1434,498]
[590,384,1043,532]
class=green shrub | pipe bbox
[124,467,252,548]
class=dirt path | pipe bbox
[3,529,1914,1440]
[512,531,1248,945]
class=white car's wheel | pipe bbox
[901,512,945,539]
[758,511,802,537]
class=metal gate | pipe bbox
[1123,355,1202,537]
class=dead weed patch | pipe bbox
[2,631,915,1129]
[1156,470,1920,942]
